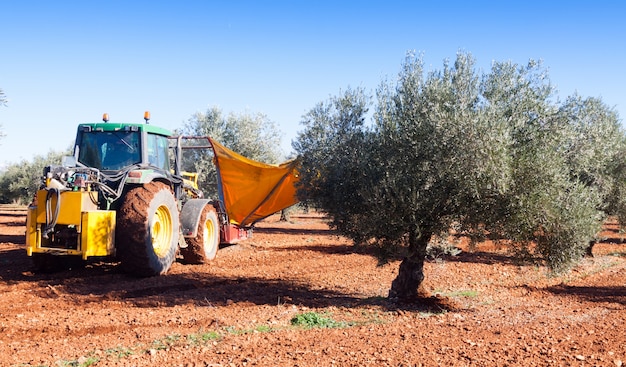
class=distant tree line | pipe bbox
[0,150,71,204]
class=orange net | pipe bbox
[209,138,299,226]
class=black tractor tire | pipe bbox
[116,182,180,276]
[180,205,219,264]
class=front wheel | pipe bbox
[180,205,219,264]
[116,182,180,276]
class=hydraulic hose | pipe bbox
[42,188,61,239]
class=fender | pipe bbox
[124,168,170,184]
[180,199,212,238]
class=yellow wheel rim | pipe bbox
[203,217,217,253]
[151,204,173,258]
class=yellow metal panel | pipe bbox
[36,190,98,225]
[25,206,39,256]
[81,210,116,259]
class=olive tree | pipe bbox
[557,95,624,211]
[178,106,283,198]
[371,52,518,298]
[294,51,623,300]
[556,95,626,254]
[482,62,606,272]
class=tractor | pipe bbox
[25,112,298,276]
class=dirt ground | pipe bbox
[0,206,624,367]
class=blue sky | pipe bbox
[1,1,624,166]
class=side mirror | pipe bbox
[62,156,77,168]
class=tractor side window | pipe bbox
[147,134,170,171]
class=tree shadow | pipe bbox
[253,226,336,237]
[269,243,378,256]
[0,218,27,228]
[62,272,460,314]
[258,238,520,267]
[0,211,28,218]
[0,246,34,281]
[0,246,457,313]
[597,237,626,244]
[0,234,25,244]
[444,250,518,266]
[542,284,626,306]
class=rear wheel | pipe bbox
[180,205,219,264]
[116,182,179,276]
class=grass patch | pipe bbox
[290,311,349,329]
[187,330,221,345]
[450,289,479,298]
[151,333,181,351]
[224,324,274,335]
[48,356,99,367]
[105,346,135,358]
[254,324,272,333]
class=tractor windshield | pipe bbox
[78,131,141,170]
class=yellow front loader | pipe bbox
[26,189,116,262]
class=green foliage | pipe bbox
[292,87,374,243]
[558,95,626,225]
[481,65,603,270]
[604,142,626,225]
[178,106,283,198]
[294,50,624,296]
[0,149,71,204]
[290,311,347,329]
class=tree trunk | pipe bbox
[279,209,290,222]
[388,226,432,301]
[585,240,595,257]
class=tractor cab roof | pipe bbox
[77,122,173,137]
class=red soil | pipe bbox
[0,208,624,366]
